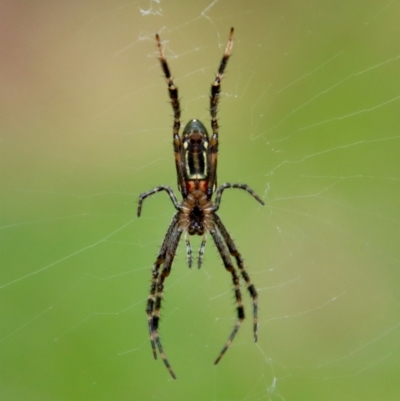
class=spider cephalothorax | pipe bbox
[137,28,264,379]
[181,189,213,236]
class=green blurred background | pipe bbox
[1,0,400,400]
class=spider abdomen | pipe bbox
[182,119,209,180]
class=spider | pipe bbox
[137,28,264,379]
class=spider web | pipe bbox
[1,0,400,400]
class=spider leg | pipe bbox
[155,33,187,197]
[209,227,244,365]
[214,214,258,342]
[197,234,207,269]
[207,27,234,198]
[152,222,183,379]
[213,182,264,212]
[137,185,181,217]
[146,214,179,359]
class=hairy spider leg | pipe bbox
[207,27,234,198]
[137,186,181,368]
[137,185,181,217]
[156,34,187,198]
[215,214,258,342]
[210,227,245,365]
[213,182,265,212]
[145,214,179,359]
[152,223,183,379]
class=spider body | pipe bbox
[138,28,264,379]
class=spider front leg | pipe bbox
[144,213,183,379]
[151,223,183,379]
[146,214,179,359]
[137,185,181,217]
[214,214,258,342]
[210,227,245,365]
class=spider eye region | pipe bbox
[188,204,205,235]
